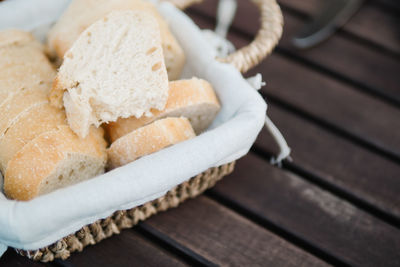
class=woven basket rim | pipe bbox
[169,0,283,72]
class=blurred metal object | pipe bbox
[292,0,364,49]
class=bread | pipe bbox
[106,78,220,142]
[50,10,169,138]
[0,29,42,49]
[0,103,67,173]
[0,30,108,201]
[0,31,55,106]
[0,86,50,139]
[107,117,195,169]
[4,125,107,201]
[47,0,185,80]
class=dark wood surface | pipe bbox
[2,0,400,266]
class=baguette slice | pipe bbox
[0,86,50,138]
[0,103,67,173]
[106,78,220,142]
[0,33,55,106]
[47,0,184,80]
[0,29,42,50]
[107,117,195,169]
[51,10,169,138]
[4,125,107,201]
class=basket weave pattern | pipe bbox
[17,162,235,261]
[16,0,283,261]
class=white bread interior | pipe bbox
[107,117,195,169]
[51,10,169,138]
[47,0,185,80]
[106,78,220,142]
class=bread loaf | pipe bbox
[0,103,67,173]
[107,117,195,169]
[4,126,107,201]
[0,86,50,139]
[0,30,55,106]
[0,29,108,201]
[47,0,185,80]
[106,78,220,142]
[50,10,169,138]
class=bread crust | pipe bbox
[0,86,51,138]
[0,29,41,50]
[49,76,64,109]
[0,40,56,107]
[4,126,107,201]
[107,117,195,169]
[106,78,220,142]
[0,103,67,173]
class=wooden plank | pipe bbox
[256,103,400,219]
[188,0,400,104]
[145,196,329,267]
[0,248,47,267]
[211,153,400,267]
[278,0,400,54]
[65,231,188,267]
[373,0,400,13]
[189,11,400,160]
[253,53,400,158]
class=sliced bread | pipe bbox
[0,29,42,50]
[50,10,169,138]
[0,35,56,106]
[106,78,220,142]
[0,103,67,173]
[4,125,107,201]
[47,0,185,80]
[0,85,51,139]
[107,117,195,169]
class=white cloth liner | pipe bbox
[0,0,267,256]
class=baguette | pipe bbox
[0,30,108,201]
[0,86,50,139]
[4,125,107,201]
[0,29,42,50]
[0,103,67,173]
[0,33,55,106]
[107,117,195,169]
[50,10,169,138]
[106,78,220,142]
[47,0,185,80]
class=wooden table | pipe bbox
[1,0,399,266]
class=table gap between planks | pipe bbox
[1,0,399,266]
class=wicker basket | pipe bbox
[17,0,283,261]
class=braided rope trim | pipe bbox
[220,0,283,73]
[168,0,283,73]
[16,162,235,262]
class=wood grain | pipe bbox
[0,249,47,267]
[64,231,188,267]
[188,0,400,103]
[256,104,400,219]
[145,196,328,267]
[211,153,400,267]
[278,0,400,54]
[252,53,400,158]
[189,9,400,159]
